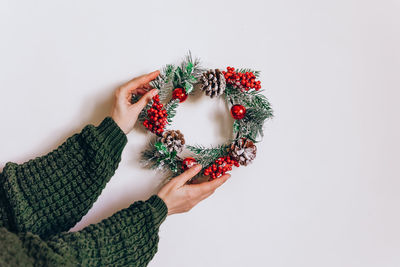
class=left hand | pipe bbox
[111,70,160,134]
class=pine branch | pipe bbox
[165,99,179,123]
[225,86,273,115]
[248,92,273,111]
[175,51,206,94]
[233,107,272,142]
[141,139,182,174]
[187,144,230,167]
[151,64,174,90]
[152,52,206,101]
[141,138,161,169]
[181,51,205,78]
[151,64,176,102]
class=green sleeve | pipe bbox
[0,194,168,267]
[0,117,128,239]
[48,194,168,267]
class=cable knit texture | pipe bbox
[0,117,168,266]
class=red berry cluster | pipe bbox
[223,67,261,91]
[143,94,168,136]
[203,156,240,180]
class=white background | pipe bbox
[1,1,399,266]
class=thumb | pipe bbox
[132,88,159,113]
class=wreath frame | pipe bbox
[131,52,273,183]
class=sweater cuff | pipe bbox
[146,194,168,228]
[96,117,128,158]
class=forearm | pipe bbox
[0,117,128,238]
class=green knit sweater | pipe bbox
[0,117,168,266]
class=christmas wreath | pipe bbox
[132,53,273,183]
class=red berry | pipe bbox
[202,155,240,179]
[143,94,169,135]
[223,67,261,92]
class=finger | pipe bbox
[142,83,153,90]
[122,70,160,94]
[132,88,158,112]
[190,174,231,195]
[135,88,148,95]
[173,164,203,188]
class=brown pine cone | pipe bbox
[229,138,257,166]
[160,130,185,153]
[200,69,226,98]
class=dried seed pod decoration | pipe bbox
[229,138,257,166]
[200,69,226,98]
[160,130,185,153]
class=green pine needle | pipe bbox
[151,64,176,102]
[233,107,273,142]
[225,84,273,142]
[187,144,230,167]
[165,99,179,123]
[141,139,181,174]
[181,51,205,78]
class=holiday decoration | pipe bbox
[137,52,273,183]
[229,138,257,166]
[200,69,226,98]
[172,87,188,102]
[230,104,246,120]
[182,157,197,171]
[161,130,185,153]
[142,95,168,136]
[223,67,261,92]
[203,156,239,180]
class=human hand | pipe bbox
[157,164,231,215]
[111,70,160,134]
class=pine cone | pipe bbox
[160,130,185,153]
[200,69,226,98]
[229,138,257,166]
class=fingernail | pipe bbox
[194,164,202,170]
[152,89,159,96]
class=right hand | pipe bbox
[157,164,231,215]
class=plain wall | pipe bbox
[0,1,399,266]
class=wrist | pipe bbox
[147,194,169,225]
[157,193,171,216]
[111,115,129,135]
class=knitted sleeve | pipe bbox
[47,194,168,267]
[0,195,168,267]
[0,117,128,239]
